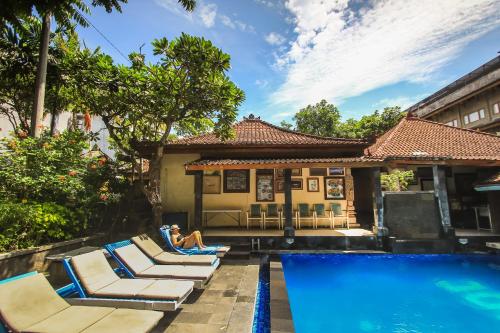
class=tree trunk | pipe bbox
[145,145,164,227]
[31,13,51,137]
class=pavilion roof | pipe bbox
[169,115,368,147]
[365,116,500,163]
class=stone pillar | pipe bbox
[283,169,295,239]
[372,167,387,236]
[487,192,500,233]
[194,171,203,231]
[432,165,453,235]
[344,169,357,225]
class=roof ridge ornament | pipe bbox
[244,113,260,120]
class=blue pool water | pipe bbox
[281,254,500,333]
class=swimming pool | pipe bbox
[281,254,500,333]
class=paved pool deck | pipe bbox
[152,259,260,333]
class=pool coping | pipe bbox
[270,260,295,333]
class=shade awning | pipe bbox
[185,157,382,170]
[474,171,500,192]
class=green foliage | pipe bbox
[280,120,293,130]
[0,129,126,211]
[0,200,84,252]
[288,100,405,139]
[294,99,341,137]
[0,1,127,31]
[0,129,127,250]
[381,169,415,192]
[0,18,82,135]
[339,106,406,139]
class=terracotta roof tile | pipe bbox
[365,117,500,161]
[170,116,368,146]
[187,157,370,168]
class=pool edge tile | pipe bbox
[270,261,294,333]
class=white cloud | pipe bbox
[154,0,192,17]
[373,94,429,110]
[199,3,217,27]
[155,0,254,32]
[255,79,269,88]
[220,14,256,33]
[265,32,286,45]
[255,0,275,8]
[271,0,500,108]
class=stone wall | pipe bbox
[0,234,104,281]
[384,191,442,239]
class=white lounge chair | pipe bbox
[0,272,163,333]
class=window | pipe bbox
[468,111,479,122]
[445,119,458,127]
[464,109,485,124]
[223,170,250,193]
[494,103,499,114]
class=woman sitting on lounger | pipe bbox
[170,224,207,249]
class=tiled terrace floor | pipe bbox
[152,260,260,333]
[203,228,374,237]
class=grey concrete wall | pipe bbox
[412,66,500,118]
[426,84,500,134]
[384,192,442,239]
[0,234,104,282]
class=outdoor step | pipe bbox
[391,238,455,253]
[224,250,251,260]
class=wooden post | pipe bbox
[194,171,203,231]
[433,165,452,234]
[372,167,386,236]
[283,169,294,238]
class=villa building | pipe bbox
[406,55,500,135]
[137,115,500,246]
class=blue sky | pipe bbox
[77,0,500,124]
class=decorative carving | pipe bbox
[344,174,357,219]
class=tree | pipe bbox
[279,120,293,130]
[381,169,415,192]
[1,1,198,138]
[293,99,342,137]
[67,34,244,226]
[340,106,405,139]
[0,18,78,136]
[289,101,405,139]
[0,1,129,137]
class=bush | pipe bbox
[0,201,84,252]
[0,130,129,251]
[0,130,126,209]
[381,169,415,192]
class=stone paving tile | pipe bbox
[180,303,235,314]
[208,311,233,325]
[163,323,228,333]
[152,262,259,333]
[171,311,213,324]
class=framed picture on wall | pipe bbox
[275,178,284,193]
[309,168,327,176]
[324,177,345,199]
[291,178,303,190]
[275,168,302,177]
[328,167,345,176]
[203,175,221,194]
[224,170,250,193]
[256,173,274,202]
[307,177,320,192]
